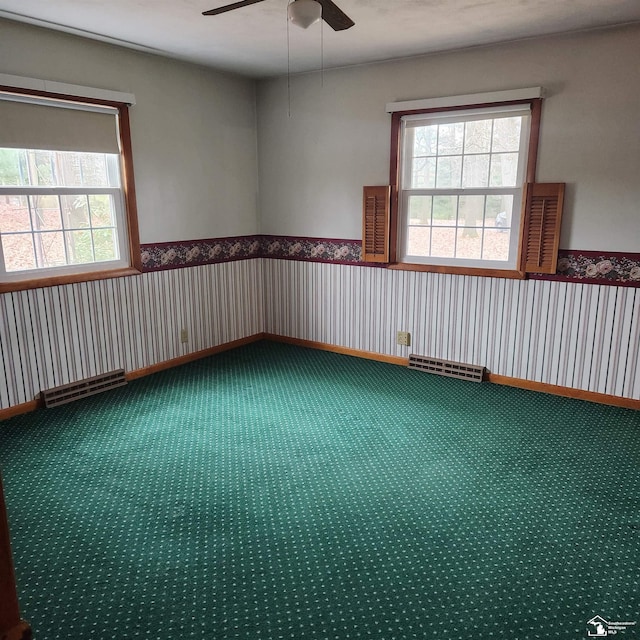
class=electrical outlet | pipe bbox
[180,329,188,343]
[397,331,411,347]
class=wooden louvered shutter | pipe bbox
[521,183,565,274]
[362,185,390,263]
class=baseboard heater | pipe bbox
[408,354,485,382]
[42,369,127,408]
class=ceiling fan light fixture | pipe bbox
[287,0,322,29]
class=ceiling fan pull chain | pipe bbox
[321,14,324,88]
[287,2,292,118]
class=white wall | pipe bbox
[257,24,640,251]
[0,18,259,243]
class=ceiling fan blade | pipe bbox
[316,0,355,31]
[202,0,266,17]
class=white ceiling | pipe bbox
[1,0,639,78]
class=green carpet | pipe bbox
[0,340,638,640]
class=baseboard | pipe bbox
[263,334,409,367]
[2,333,637,420]
[0,400,41,422]
[487,373,640,410]
[264,334,640,410]
[0,334,266,422]
[126,333,266,380]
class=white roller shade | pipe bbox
[0,97,120,154]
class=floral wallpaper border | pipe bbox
[260,235,363,264]
[529,250,640,288]
[140,236,640,287]
[141,235,262,271]
[140,235,363,271]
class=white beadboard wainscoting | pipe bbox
[263,260,640,400]
[0,259,264,410]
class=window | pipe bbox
[0,83,140,292]
[363,91,564,275]
[0,149,125,274]
[398,105,531,270]
[361,88,565,277]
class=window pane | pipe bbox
[458,196,484,228]
[482,229,511,261]
[492,116,522,152]
[486,194,514,230]
[406,226,431,257]
[50,151,117,187]
[0,196,31,232]
[93,228,118,261]
[31,195,62,231]
[489,153,519,187]
[56,153,83,187]
[1,149,119,188]
[437,122,464,155]
[36,231,66,268]
[60,195,90,229]
[2,233,36,272]
[408,196,432,225]
[89,195,115,227]
[462,154,490,188]
[30,150,57,186]
[431,227,456,258]
[436,156,462,188]
[413,125,438,156]
[65,230,94,264]
[433,196,457,223]
[455,229,482,260]
[0,149,30,186]
[464,119,492,154]
[411,156,436,188]
[80,154,109,187]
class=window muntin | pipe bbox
[0,149,128,279]
[398,105,531,270]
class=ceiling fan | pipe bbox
[202,0,355,31]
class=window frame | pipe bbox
[0,84,141,293]
[388,98,542,278]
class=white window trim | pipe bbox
[386,87,543,114]
[0,73,135,106]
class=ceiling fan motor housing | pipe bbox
[203,0,355,31]
[288,0,322,29]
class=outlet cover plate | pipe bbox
[397,331,411,347]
